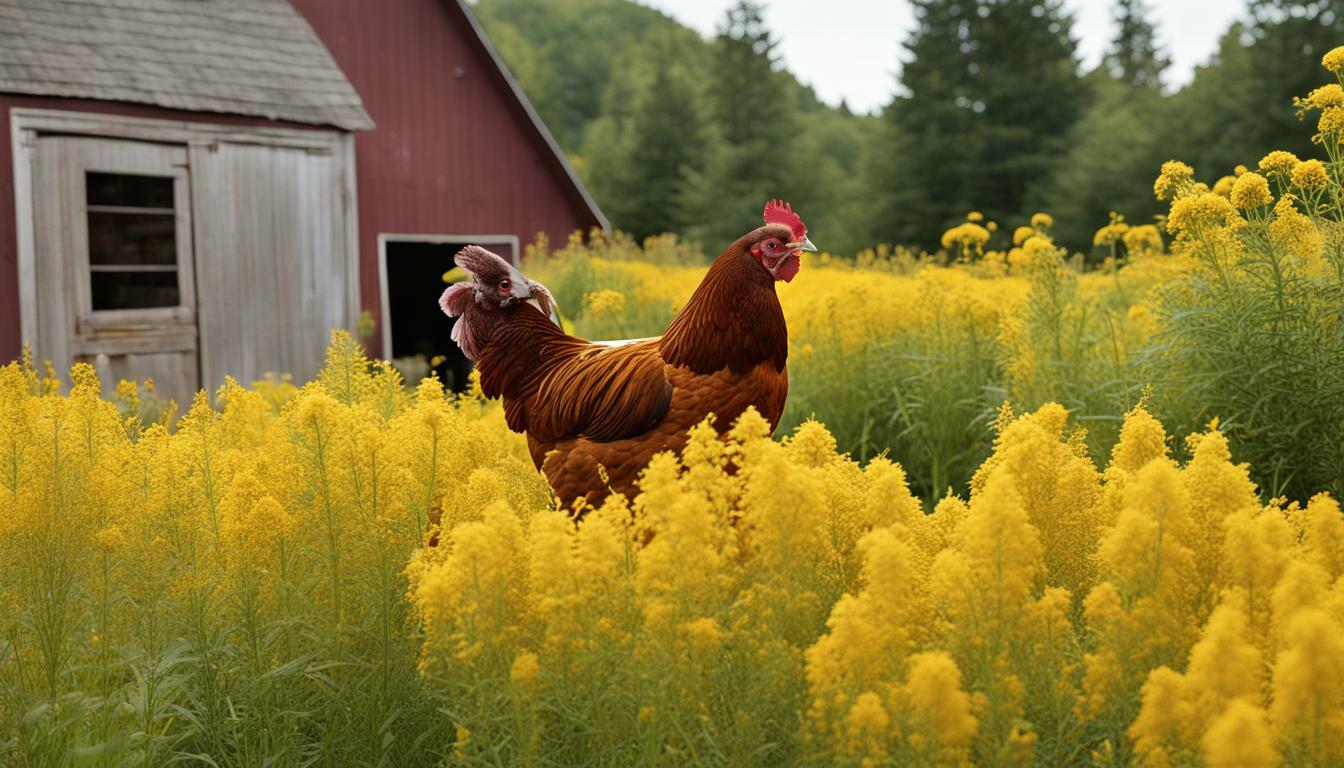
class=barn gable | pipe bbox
[291,0,608,241]
[447,0,609,233]
[0,0,372,130]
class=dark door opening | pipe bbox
[383,238,514,391]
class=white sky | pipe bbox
[638,0,1249,114]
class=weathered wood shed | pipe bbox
[0,0,606,399]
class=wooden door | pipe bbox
[31,137,200,403]
[190,141,355,387]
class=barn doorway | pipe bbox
[379,235,518,391]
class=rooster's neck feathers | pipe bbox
[659,239,788,375]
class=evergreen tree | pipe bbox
[1029,0,1168,253]
[872,0,1083,249]
[1163,1,1344,178]
[620,65,707,240]
[582,30,708,240]
[869,0,979,247]
[484,0,874,253]
[789,108,880,258]
[1030,72,1167,253]
[475,0,688,148]
[1104,0,1169,89]
[680,1,799,248]
[972,0,1084,226]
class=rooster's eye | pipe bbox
[766,240,779,249]
[499,279,511,291]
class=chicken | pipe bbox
[439,200,815,509]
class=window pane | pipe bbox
[86,172,175,209]
[88,212,177,266]
[91,271,180,310]
[84,172,181,310]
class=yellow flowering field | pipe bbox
[3,46,1344,768]
[4,339,1344,766]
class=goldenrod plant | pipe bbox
[4,42,1344,768]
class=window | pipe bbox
[85,172,180,310]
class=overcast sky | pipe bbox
[638,0,1250,114]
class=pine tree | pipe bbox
[680,1,798,248]
[621,66,707,240]
[1104,0,1169,90]
[972,0,1084,226]
[871,0,1083,249]
[1028,0,1168,253]
[581,29,708,240]
[869,0,979,247]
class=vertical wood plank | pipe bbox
[194,142,353,388]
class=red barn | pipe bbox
[0,0,606,399]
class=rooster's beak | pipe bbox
[789,237,817,253]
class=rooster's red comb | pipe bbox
[763,199,806,242]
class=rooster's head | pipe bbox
[438,245,556,360]
[747,200,816,283]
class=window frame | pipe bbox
[79,161,193,322]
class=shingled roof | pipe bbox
[0,0,373,130]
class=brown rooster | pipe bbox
[439,200,814,509]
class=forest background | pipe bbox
[475,0,1343,258]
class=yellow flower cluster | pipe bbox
[0,331,559,762]
[1167,192,1243,237]
[1154,160,1196,201]
[940,220,992,259]
[1297,81,1344,144]
[1259,150,1301,177]
[1093,211,1130,247]
[6,48,1344,768]
[1291,158,1328,192]
[1230,171,1272,210]
[1123,223,1164,256]
[1268,194,1325,267]
[1297,83,1344,112]
[406,395,1339,767]
[1325,45,1344,74]
[2,262,1342,767]
[1150,57,1344,307]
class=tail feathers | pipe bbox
[449,309,476,360]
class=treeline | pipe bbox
[476,0,1343,258]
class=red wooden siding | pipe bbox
[291,0,602,355]
[1,0,600,363]
[0,94,337,362]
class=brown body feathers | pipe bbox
[443,207,807,510]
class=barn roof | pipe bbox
[0,0,374,131]
[445,0,610,232]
